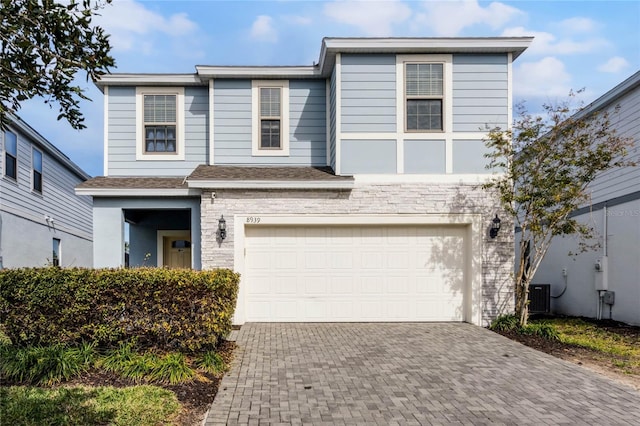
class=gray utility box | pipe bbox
[603,291,615,305]
[528,284,551,314]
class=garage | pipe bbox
[243,225,468,322]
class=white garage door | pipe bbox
[244,225,467,322]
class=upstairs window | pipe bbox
[135,87,185,161]
[252,80,289,156]
[32,148,43,193]
[144,94,177,153]
[259,87,282,149]
[405,63,444,131]
[4,130,17,180]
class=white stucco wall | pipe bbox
[0,210,92,268]
[525,199,640,326]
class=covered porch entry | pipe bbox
[92,198,201,269]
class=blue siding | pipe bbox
[452,139,491,173]
[452,54,508,132]
[108,86,209,176]
[404,140,446,174]
[0,124,92,237]
[341,140,396,174]
[214,80,326,165]
[341,54,396,133]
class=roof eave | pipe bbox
[195,66,322,79]
[93,73,204,91]
[75,188,201,197]
[186,180,354,189]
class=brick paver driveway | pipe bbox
[205,323,640,425]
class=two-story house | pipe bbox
[1,115,93,268]
[76,37,533,326]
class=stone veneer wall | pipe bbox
[200,183,514,325]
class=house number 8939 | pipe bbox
[246,217,261,223]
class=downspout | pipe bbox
[597,204,608,320]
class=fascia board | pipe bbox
[74,188,201,197]
[186,180,354,189]
[195,66,321,79]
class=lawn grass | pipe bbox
[531,317,640,372]
[0,385,180,426]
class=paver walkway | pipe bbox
[204,323,640,425]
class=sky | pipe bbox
[16,0,640,177]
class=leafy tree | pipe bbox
[483,92,635,326]
[0,0,114,129]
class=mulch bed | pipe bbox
[494,317,640,391]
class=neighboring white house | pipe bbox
[76,37,533,326]
[528,71,640,326]
[0,115,93,268]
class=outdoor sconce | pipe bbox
[490,214,501,239]
[218,215,227,241]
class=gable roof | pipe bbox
[95,36,533,88]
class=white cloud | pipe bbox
[412,0,523,36]
[323,0,411,36]
[556,17,598,34]
[94,0,198,52]
[502,27,608,56]
[514,57,572,97]
[282,15,312,26]
[250,15,278,43]
[597,56,630,73]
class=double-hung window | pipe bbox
[259,87,282,149]
[135,87,185,160]
[252,80,289,156]
[405,63,444,131]
[4,130,17,180]
[32,148,43,193]
[144,94,177,153]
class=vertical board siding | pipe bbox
[341,140,397,174]
[452,54,508,132]
[0,125,92,237]
[108,86,209,176]
[214,79,326,165]
[587,85,640,204]
[330,68,337,171]
[404,140,446,174]
[341,54,396,133]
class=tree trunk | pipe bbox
[514,274,530,327]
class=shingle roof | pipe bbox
[187,165,353,182]
[76,176,187,189]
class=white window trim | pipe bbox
[396,54,453,136]
[135,87,185,161]
[251,80,290,157]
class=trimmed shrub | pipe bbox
[0,268,239,352]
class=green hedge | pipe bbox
[0,268,239,352]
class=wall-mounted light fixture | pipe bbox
[490,214,501,239]
[218,215,227,241]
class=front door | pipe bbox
[163,234,191,268]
